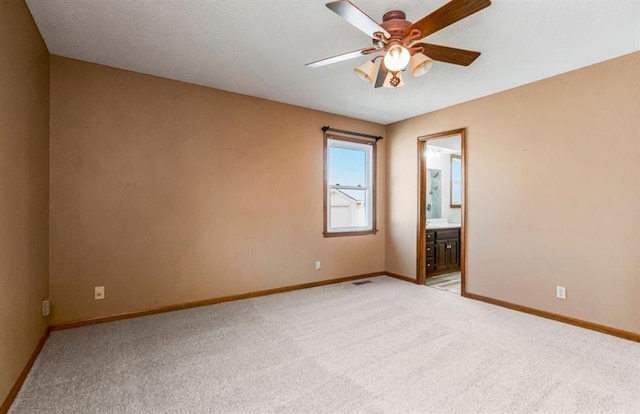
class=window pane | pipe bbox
[451,157,462,205]
[328,146,366,187]
[329,189,368,229]
[451,159,462,181]
[451,181,462,205]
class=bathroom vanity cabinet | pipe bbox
[426,227,460,277]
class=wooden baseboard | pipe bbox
[385,272,417,284]
[1,327,50,414]
[466,292,640,343]
[51,271,386,331]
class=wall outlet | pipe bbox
[315,260,321,270]
[41,299,50,317]
[94,286,105,300]
[556,286,566,300]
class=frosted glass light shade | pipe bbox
[383,45,410,72]
[411,53,434,77]
[353,60,376,83]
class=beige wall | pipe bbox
[49,56,385,324]
[0,0,50,405]
[386,52,640,333]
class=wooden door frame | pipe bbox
[416,128,467,295]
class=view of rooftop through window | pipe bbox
[328,146,366,201]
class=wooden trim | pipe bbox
[466,292,640,343]
[322,229,377,237]
[51,271,386,331]
[1,327,50,413]
[460,130,467,296]
[323,131,328,236]
[371,135,377,238]
[416,138,427,286]
[416,128,467,292]
[385,272,417,283]
[417,128,467,141]
[324,133,376,145]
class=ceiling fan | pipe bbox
[306,0,491,88]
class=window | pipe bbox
[324,134,376,236]
[450,154,462,208]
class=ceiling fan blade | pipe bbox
[414,43,481,66]
[374,61,388,88]
[405,0,491,40]
[326,0,390,39]
[306,47,377,68]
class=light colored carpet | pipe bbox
[10,276,640,413]
[425,271,461,294]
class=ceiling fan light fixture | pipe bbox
[383,44,410,72]
[383,71,404,88]
[411,53,434,77]
[353,60,376,83]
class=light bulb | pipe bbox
[383,44,410,72]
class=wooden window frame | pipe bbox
[323,133,377,237]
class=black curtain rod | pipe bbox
[322,126,383,141]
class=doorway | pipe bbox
[416,129,466,295]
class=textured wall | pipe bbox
[49,56,385,324]
[386,52,640,333]
[0,0,50,405]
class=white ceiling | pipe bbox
[26,0,640,125]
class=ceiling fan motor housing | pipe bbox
[381,10,411,37]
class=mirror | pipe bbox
[450,155,462,208]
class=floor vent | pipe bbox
[353,280,373,286]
